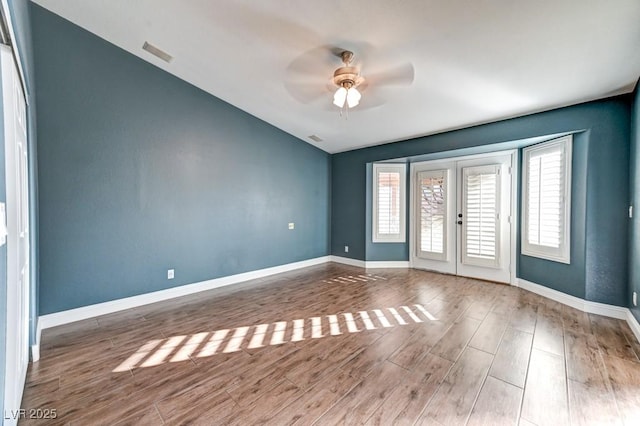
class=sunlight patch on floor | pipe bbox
[112,303,437,372]
[321,274,387,284]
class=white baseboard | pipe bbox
[517,279,628,319]
[38,256,331,331]
[329,255,366,268]
[365,261,411,268]
[582,300,630,320]
[518,278,640,344]
[517,278,585,311]
[329,255,409,269]
[626,310,640,344]
[31,321,41,362]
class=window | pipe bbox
[417,169,447,259]
[373,163,406,243]
[522,135,572,263]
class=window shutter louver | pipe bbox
[377,172,400,235]
[522,136,571,263]
[463,165,500,267]
[373,164,406,243]
[528,149,563,247]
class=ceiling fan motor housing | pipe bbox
[333,66,363,89]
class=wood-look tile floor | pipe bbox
[20,263,640,425]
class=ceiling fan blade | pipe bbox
[284,81,333,104]
[284,45,343,104]
[365,63,415,87]
[357,79,370,93]
[354,91,386,110]
[286,45,337,77]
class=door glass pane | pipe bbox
[463,165,500,267]
[418,170,447,260]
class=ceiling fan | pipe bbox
[332,50,364,109]
[284,45,415,112]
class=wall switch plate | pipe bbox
[344,245,349,253]
[634,291,637,307]
[288,222,295,230]
[168,269,175,279]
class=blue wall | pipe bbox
[31,4,330,315]
[630,84,640,322]
[332,98,630,306]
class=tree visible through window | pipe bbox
[419,172,446,256]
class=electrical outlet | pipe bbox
[288,222,295,230]
[634,291,638,307]
[168,269,175,280]
[344,245,349,253]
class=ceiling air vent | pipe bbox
[308,135,323,142]
[142,41,173,63]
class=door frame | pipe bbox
[409,149,518,285]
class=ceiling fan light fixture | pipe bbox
[333,86,348,108]
[346,87,361,108]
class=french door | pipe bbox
[2,45,30,423]
[410,151,515,284]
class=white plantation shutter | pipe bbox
[418,170,447,259]
[373,163,406,242]
[462,165,500,267]
[378,173,400,234]
[522,136,572,263]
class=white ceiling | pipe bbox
[32,0,640,153]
